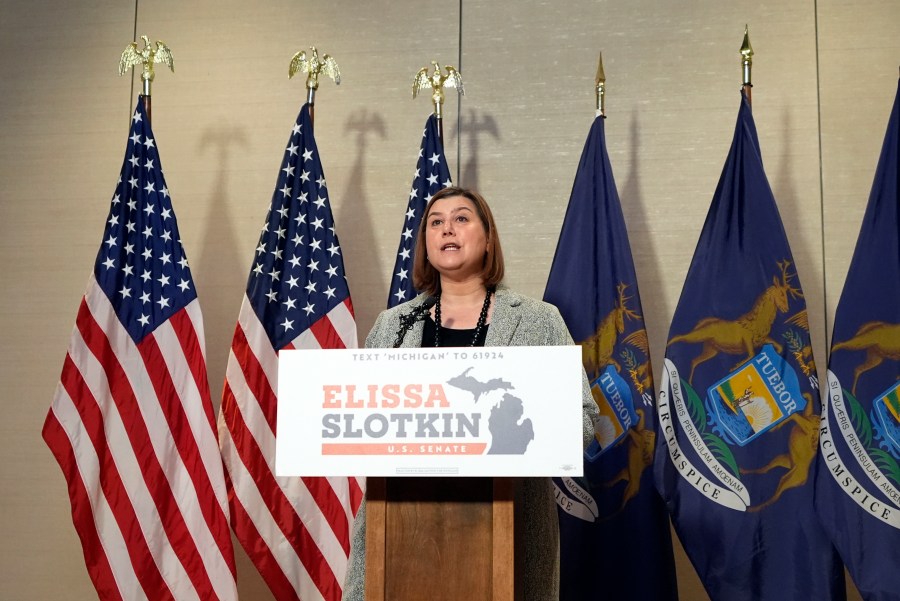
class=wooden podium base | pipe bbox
[365,477,519,601]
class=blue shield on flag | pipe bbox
[655,92,844,601]
[814,79,900,601]
[545,115,677,601]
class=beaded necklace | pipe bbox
[433,287,493,347]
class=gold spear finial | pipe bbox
[595,52,606,117]
[289,47,341,106]
[412,61,465,121]
[740,25,753,89]
[119,35,174,97]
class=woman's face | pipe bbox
[424,195,489,282]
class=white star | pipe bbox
[324,286,336,299]
[143,137,155,149]
[140,291,151,304]
[143,203,155,216]
[316,175,326,188]
[129,176,139,189]
[310,239,322,252]
[300,170,310,183]
[405,207,416,220]
[105,234,117,248]
[292,233,304,246]
[277,206,289,218]
[256,242,267,255]
[144,181,155,194]
[102,257,116,270]
[143,226,154,240]
[253,263,264,276]
[280,184,291,197]
[119,286,131,298]
[268,268,280,281]
[178,256,189,269]
[178,279,190,292]
[308,259,319,272]
[394,289,406,302]
[123,264,134,276]
[283,164,295,177]
[286,275,300,289]
[314,196,326,210]
[429,153,440,165]
[284,296,297,310]
[297,191,309,204]
[130,132,141,144]
[126,220,136,233]
[305,281,317,294]
[396,268,408,281]
[158,274,170,287]
[409,188,418,201]
[127,198,137,211]
[303,302,315,316]
[144,158,155,170]
[132,110,142,123]
[443,178,452,187]
[328,243,340,256]
[281,317,294,331]
[399,248,411,260]
[326,265,338,278]
[129,154,140,168]
[273,247,283,260]
[295,213,307,225]
[160,186,169,199]
[401,227,413,240]
[292,123,302,135]
[161,230,172,242]
[288,255,302,269]
[287,143,298,156]
[160,207,171,220]
[266,289,278,303]
[142,248,153,262]
[160,252,172,265]
[276,226,286,239]
[107,215,119,228]
[311,217,324,231]
[303,148,313,162]
[427,173,439,186]
[141,269,152,282]
[157,296,170,310]
[138,314,150,326]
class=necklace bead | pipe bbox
[434,287,493,347]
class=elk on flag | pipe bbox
[218,102,361,601]
[43,96,238,601]
[544,113,678,601]
[654,91,844,600]
[815,79,900,601]
[387,114,451,307]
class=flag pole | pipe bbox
[595,52,606,118]
[289,47,342,127]
[740,25,753,106]
[412,61,465,145]
[118,35,175,124]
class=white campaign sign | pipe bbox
[275,346,584,477]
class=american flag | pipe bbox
[42,97,238,600]
[387,114,451,307]
[218,103,361,601]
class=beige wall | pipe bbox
[2,0,896,598]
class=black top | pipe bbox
[421,315,489,347]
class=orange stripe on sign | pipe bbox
[322,443,487,455]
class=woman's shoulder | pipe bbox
[494,287,563,319]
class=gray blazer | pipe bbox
[342,288,599,601]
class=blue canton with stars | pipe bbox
[95,97,196,343]
[247,103,350,350]
[387,114,451,308]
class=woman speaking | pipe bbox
[343,187,599,601]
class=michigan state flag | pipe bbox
[654,92,845,600]
[544,114,678,601]
[815,80,900,601]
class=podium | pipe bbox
[364,476,522,601]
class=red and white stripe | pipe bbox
[43,275,238,601]
[219,297,363,601]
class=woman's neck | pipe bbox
[433,279,493,329]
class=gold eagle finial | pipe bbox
[119,35,174,89]
[412,61,464,119]
[289,47,341,90]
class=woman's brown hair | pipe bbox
[412,186,505,296]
